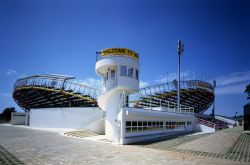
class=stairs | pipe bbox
[64,130,98,138]
[197,116,229,131]
[197,117,215,129]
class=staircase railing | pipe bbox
[119,91,126,113]
[13,74,101,100]
[197,117,215,129]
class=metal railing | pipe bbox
[103,79,117,93]
[13,74,101,100]
[139,97,194,114]
[197,117,215,129]
[137,80,214,114]
[139,80,214,97]
[124,92,194,115]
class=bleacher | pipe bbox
[138,80,215,113]
[13,74,100,111]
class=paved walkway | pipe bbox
[0,124,248,165]
[176,128,241,154]
[138,126,250,163]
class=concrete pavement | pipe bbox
[0,124,248,165]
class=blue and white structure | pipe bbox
[12,47,216,144]
[96,48,197,144]
[96,48,140,142]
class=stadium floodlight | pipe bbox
[177,40,184,113]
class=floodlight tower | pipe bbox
[177,40,184,112]
[212,80,216,117]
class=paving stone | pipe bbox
[0,124,249,165]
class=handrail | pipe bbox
[129,94,194,115]
[197,117,215,129]
[137,79,215,114]
[13,75,101,100]
[118,91,126,113]
[139,80,214,95]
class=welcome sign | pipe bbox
[100,48,139,60]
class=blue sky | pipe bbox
[0,0,249,116]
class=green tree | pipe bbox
[245,83,250,100]
[0,107,16,121]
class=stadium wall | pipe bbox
[11,112,28,125]
[29,107,105,134]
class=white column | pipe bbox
[120,107,126,144]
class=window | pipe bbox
[136,70,139,80]
[106,72,108,80]
[128,68,133,77]
[126,127,131,132]
[126,121,131,126]
[132,121,137,126]
[125,120,163,133]
[138,121,142,126]
[132,127,137,132]
[126,96,129,107]
[120,65,127,76]
[111,70,115,80]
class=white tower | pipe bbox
[95,48,140,142]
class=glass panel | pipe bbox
[120,65,127,76]
[128,68,133,77]
[136,70,139,80]
[126,121,131,126]
[138,121,142,126]
[132,127,137,132]
[126,127,131,132]
[111,70,115,80]
[132,121,137,126]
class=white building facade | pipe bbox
[96,48,197,144]
[29,107,105,134]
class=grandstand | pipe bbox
[13,75,215,114]
[13,74,100,111]
[137,80,215,113]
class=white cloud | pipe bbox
[5,69,17,76]
[155,71,190,83]
[213,70,250,95]
[75,78,102,89]
[0,93,11,97]
[215,70,250,86]
[215,83,246,95]
[139,81,150,88]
